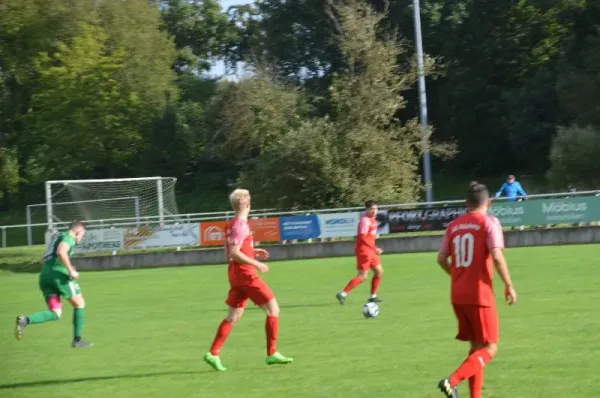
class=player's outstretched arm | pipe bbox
[490,248,516,305]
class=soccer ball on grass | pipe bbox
[362,302,379,318]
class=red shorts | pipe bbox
[452,304,499,344]
[225,278,274,308]
[356,252,380,271]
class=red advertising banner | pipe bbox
[199,221,227,246]
[249,217,281,242]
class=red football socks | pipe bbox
[371,276,381,295]
[449,348,492,387]
[209,319,233,356]
[266,315,279,355]
[343,276,363,293]
[468,349,484,398]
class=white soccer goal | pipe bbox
[26,196,141,246]
[44,177,179,230]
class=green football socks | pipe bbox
[27,310,59,324]
[73,308,85,340]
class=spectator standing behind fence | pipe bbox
[494,175,527,202]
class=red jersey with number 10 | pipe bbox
[225,218,256,285]
[355,214,378,254]
[439,211,504,307]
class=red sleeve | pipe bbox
[485,216,504,250]
[229,220,249,247]
[358,216,370,234]
[439,228,451,257]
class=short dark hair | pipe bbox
[466,181,489,206]
[69,220,85,230]
[365,200,378,209]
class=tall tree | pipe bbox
[236,0,451,208]
[159,0,238,73]
[556,2,600,127]
[547,125,600,189]
[27,24,145,178]
[0,0,179,201]
[205,72,308,164]
[0,0,93,201]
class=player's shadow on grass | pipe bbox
[202,303,331,313]
[0,371,210,390]
[204,303,332,312]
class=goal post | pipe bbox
[44,176,178,232]
[27,196,141,246]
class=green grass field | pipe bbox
[1,244,598,397]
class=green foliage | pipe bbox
[97,0,179,113]
[206,73,307,164]
[0,147,19,203]
[236,0,453,208]
[139,100,207,186]
[0,0,178,197]
[238,118,348,208]
[547,125,600,190]
[1,0,599,214]
[159,0,238,72]
[324,0,452,203]
[27,24,144,178]
[557,28,600,127]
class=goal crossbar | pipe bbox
[28,196,141,207]
[45,177,170,184]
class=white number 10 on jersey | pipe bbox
[453,232,475,267]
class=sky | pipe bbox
[207,0,253,80]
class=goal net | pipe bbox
[44,177,179,229]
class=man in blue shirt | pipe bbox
[495,175,527,202]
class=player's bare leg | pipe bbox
[204,306,244,371]
[67,295,93,348]
[439,343,497,397]
[261,298,293,365]
[368,264,384,303]
[336,270,368,304]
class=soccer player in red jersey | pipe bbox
[203,189,293,371]
[436,182,517,398]
[336,200,384,304]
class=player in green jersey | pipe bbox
[14,221,93,348]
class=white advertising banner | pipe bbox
[124,224,199,249]
[318,212,360,238]
[76,228,124,253]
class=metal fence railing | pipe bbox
[1,190,599,248]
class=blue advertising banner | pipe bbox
[279,215,321,240]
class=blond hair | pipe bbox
[229,188,250,210]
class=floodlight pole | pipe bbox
[412,0,434,205]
